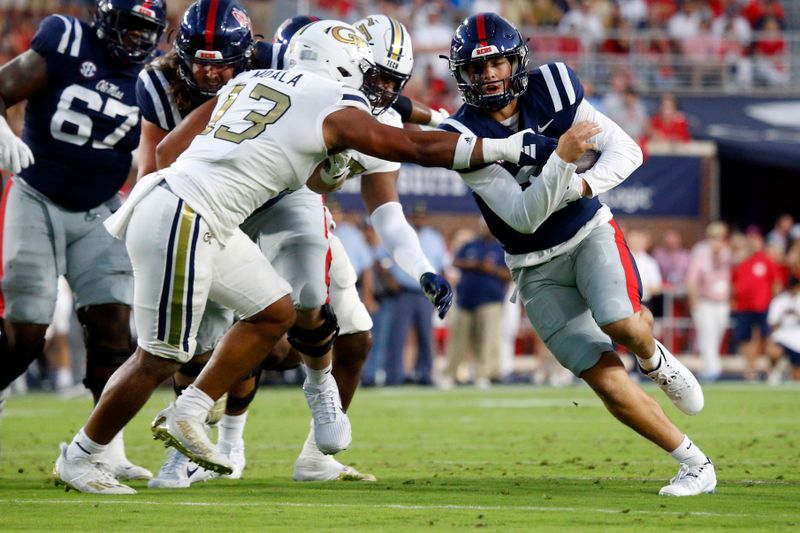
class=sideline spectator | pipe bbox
[558,0,605,50]
[752,16,788,86]
[766,275,800,383]
[383,202,447,386]
[653,228,692,289]
[686,222,732,381]
[731,225,784,380]
[650,93,691,142]
[606,86,649,144]
[439,219,510,389]
[766,213,796,255]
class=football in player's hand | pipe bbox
[575,149,600,173]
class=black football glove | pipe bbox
[419,272,453,319]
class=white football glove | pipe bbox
[426,107,450,128]
[0,116,34,175]
[320,149,354,186]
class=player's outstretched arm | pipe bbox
[156,96,218,169]
[323,107,546,171]
[0,50,46,173]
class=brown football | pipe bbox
[575,149,600,173]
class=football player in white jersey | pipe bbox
[52,19,550,493]
[137,8,451,486]
[239,14,454,483]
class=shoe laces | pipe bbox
[652,360,691,398]
[308,385,341,425]
[670,462,707,485]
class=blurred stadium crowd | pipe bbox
[0,0,798,396]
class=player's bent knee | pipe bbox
[288,304,339,358]
[246,296,296,331]
[295,281,330,312]
[333,331,372,368]
[601,316,645,347]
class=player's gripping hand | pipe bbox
[482,128,557,168]
[0,116,34,174]
[554,121,602,164]
[320,149,354,187]
[419,272,453,319]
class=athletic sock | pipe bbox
[67,427,107,460]
[305,363,333,386]
[219,412,248,444]
[104,429,123,458]
[669,435,708,466]
[174,384,214,419]
[637,342,663,372]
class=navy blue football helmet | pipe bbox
[176,0,254,96]
[273,15,320,45]
[447,13,529,111]
[94,0,167,64]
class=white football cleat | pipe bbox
[659,459,717,496]
[151,404,232,475]
[643,341,704,415]
[303,377,351,455]
[218,439,246,479]
[294,424,375,482]
[53,442,136,494]
[148,447,215,489]
[99,431,152,481]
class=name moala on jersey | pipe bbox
[252,69,303,87]
[96,80,124,100]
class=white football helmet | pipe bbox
[286,20,375,91]
[353,15,413,115]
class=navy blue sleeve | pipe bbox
[252,41,287,70]
[135,70,163,128]
[31,15,84,76]
[391,94,413,122]
[531,62,585,128]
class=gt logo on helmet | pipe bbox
[330,26,367,49]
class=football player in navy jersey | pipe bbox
[0,0,167,480]
[438,13,716,496]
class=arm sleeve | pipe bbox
[391,95,413,123]
[460,154,579,234]
[369,201,436,280]
[136,70,171,130]
[566,99,643,200]
[31,15,82,76]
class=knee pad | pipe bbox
[225,372,261,412]
[82,346,132,392]
[288,304,339,358]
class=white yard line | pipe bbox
[3,498,795,519]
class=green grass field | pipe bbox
[1,383,798,531]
